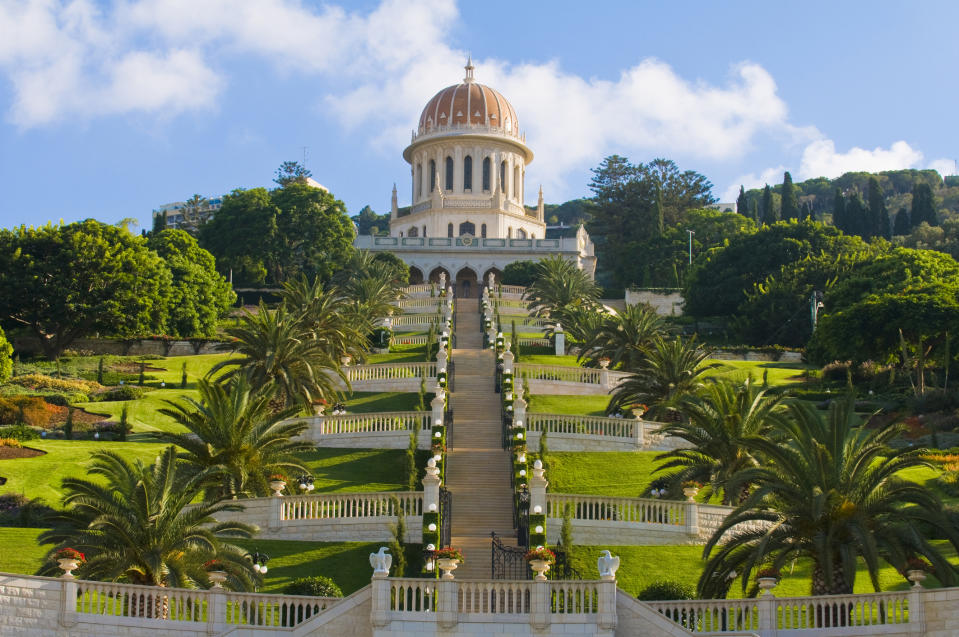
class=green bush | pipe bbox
[92,385,148,402]
[0,398,18,425]
[9,373,101,394]
[637,580,695,601]
[282,576,344,598]
[0,325,11,385]
[529,513,547,548]
[41,393,89,406]
[934,472,959,498]
[0,494,55,528]
[0,424,41,441]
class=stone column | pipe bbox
[270,492,283,531]
[206,588,226,631]
[633,418,644,449]
[529,459,548,519]
[422,458,441,513]
[513,395,526,427]
[597,579,618,631]
[437,579,458,629]
[439,272,446,289]
[370,573,390,628]
[436,347,447,371]
[554,323,565,356]
[685,500,699,538]
[431,395,446,427]
[756,594,776,633]
[502,350,514,375]
[59,578,78,629]
[530,580,550,630]
[308,414,324,445]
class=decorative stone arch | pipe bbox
[516,228,527,239]
[408,266,424,285]
[428,266,450,285]
[455,266,479,299]
[482,267,502,288]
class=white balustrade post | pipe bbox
[909,587,926,631]
[757,594,776,633]
[422,458,442,514]
[554,324,565,355]
[598,579,618,630]
[600,367,610,390]
[487,326,497,347]
[633,418,644,448]
[439,272,446,290]
[270,494,282,530]
[370,575,390,627]
[310,414,324,445]
[513,395,527,426]
[530,580,551,630]
[488,272,495,289]
[685,500,699,538]
[502,350,514,375]
[207,588,226,632]
[436,346,447,370]
[59,578,78,628]
[437,579,458,629]
[529,459,548,518]
[431,395,446,427]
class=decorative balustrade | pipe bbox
[547,493,686,526]
[502,316,550,328]
[396,298,442,309]
[518,337,551,347]
[514,364,602,384]
[387,578,435,614]
[411,201,432,213]
[281,491,423,522]
[344,362,437,383]
[398,283,433,295]
[456,580,535,615]
[445,198,493,208]
[73,579,339,628]
[527,413,638,439]
[313,411,431,435]
[393,334,430,345]
[391,314,442,328]
[645,590,911,633]
[498,284,526,295]
[493,298,528,309]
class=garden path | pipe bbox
[445,297,518,578]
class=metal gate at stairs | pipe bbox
[439,487,451,547]
[490,532,531,580]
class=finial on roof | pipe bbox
[464,55,475,83]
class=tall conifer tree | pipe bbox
[736,185,748,218]
[911,182,938,227]
[867,176,890,239]
[832,188,845,232]
[780,172,798,220]
[761,184,776,225]
[893,207,911,235]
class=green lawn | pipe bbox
[705,360,815,388]
[520,355,581,367]
[297,448,422,493]
[0,527,52,576]
[0,440,169,503]
[568,545,946,598]
[77,388,198,435]
[545,451,665,497]
[344,392,421,413]
[529,395,611,416]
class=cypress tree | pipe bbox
[748,199,759,221]
[653,184,664,237]
[845,193,867,237]
[96,357,105,384]
[761,184,776,225]
[893,207,911,235]
[780,172,798,220]
[832,188,846,232]
[736,185,748,217]
[867,177,890,239]
[911,182,938,227]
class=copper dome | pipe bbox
[417,61,519,136]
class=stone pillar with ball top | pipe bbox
[529,459,547,516]
[554,323,565,356]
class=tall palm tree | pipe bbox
[524,255,600,324]
[344,262,403,324]
[39,446,257,591]
[654,378,787,504]
[210,301,345,409]
[279,274,369,363]
[159,377,312,499]
[699,396,959,598]
[578,303,669,371]
[609,335,718,419]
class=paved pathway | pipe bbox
[445,297,518,578]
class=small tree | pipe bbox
[405,431,418,491]
[560,502,574,550]
[138,361,145,386]
[63,407,73,440]
[180,362,188,389]
[118,405,130,442]
[523,375,532,411]
[510,320,520,361]
[96,357,105,385]
[388,496,408,577]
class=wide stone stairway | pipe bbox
[445,297,519,578]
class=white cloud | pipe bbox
[722,165,787,201]
[798,139,924,180]
[928,158,957,178]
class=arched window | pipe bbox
[429,160,436,192]
[416,163,422,199]
[459,221,475,236]
[448,223,454,238]
[517,228,527,239]
[513,166,520,198]
[500,161,507,193]
[422,225,426,237]
[482,157,491,191]
[445,156,454,191]
[408,226,418,237]
[463,155,472,191]
[507,227,512,238]
[481,223,487,238]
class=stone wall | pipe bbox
[546,518,698,546]
[624,290,684,316]
[14,336,223,358]
[527,431,642,452]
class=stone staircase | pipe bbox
[445,298,519,578]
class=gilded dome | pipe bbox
[416,61,519,137]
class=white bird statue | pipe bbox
[597,550,620,579]
[369,547,392,575]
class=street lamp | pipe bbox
[247,549,270,574]
[687,230,695,265]
[297,474,315,491]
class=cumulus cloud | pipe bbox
[798,139,924,180]
[928,158,957,178]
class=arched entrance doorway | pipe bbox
[408,266,424,285]
[428,267,450,285]
[482,267,503,289]
[455,267,478,299]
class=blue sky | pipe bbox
[0,0,956,231]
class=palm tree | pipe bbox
[653,378,787,504]
[578,303,669,371]
[524,255,600,324]
[39,446,257,591]
[159,377,312,499]
[699,396,959,598]
[609,335,718,419]
[344,262,403,325]
[279,274,369,364]
[210,301,345,409]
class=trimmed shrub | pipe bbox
[0,437,22,447]
[92,385,148,402]
[638,580,695,601]
[7,396,53,428]
[0,325,11,385]
[282,576,344,598]
[0,424,41,441]
[8,374,101,394]
[41,393,89,406]
[934,472,959,498]
[528,513,547,548]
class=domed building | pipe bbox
[354,59,595,296]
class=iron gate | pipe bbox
[439,487,452,548]
[490,532,531,580]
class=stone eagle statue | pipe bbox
[369,547,392,575]
[597,550,620,579]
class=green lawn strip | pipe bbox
[0,440,169,503]
[76,388,199,435]
[366,351,425,364]
[545,451,665,497]
[0,527,52,576]
[705,360,815,388]
[567,545,945,599]
[297,448,423,493]
[520,355,582,367]
[344,392,421,413]
[529,395,611,417]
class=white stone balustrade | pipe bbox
[390,313,442,329]
[280,491,423,522]
[332,362,436,392]
[523,413,693,452]
[392,334,430,345]
[292,411,433,449]
[513,363,630,395]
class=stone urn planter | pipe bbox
[683,487,699,502]
[529,559,551,581]
[208,571,228,589]
[270,480,287,497]
[907,570,927,588]
[58,558,80,579]
[437,558,460,580]
[757,577,779,595]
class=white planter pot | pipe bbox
[757,577,778,595]
[529,559,551,581]
[907,569,927,588]
[58,558,80,579]
[270,480,286,497]
[683,487,699,502]
[437,558,460,580]
[208,570,228,588]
